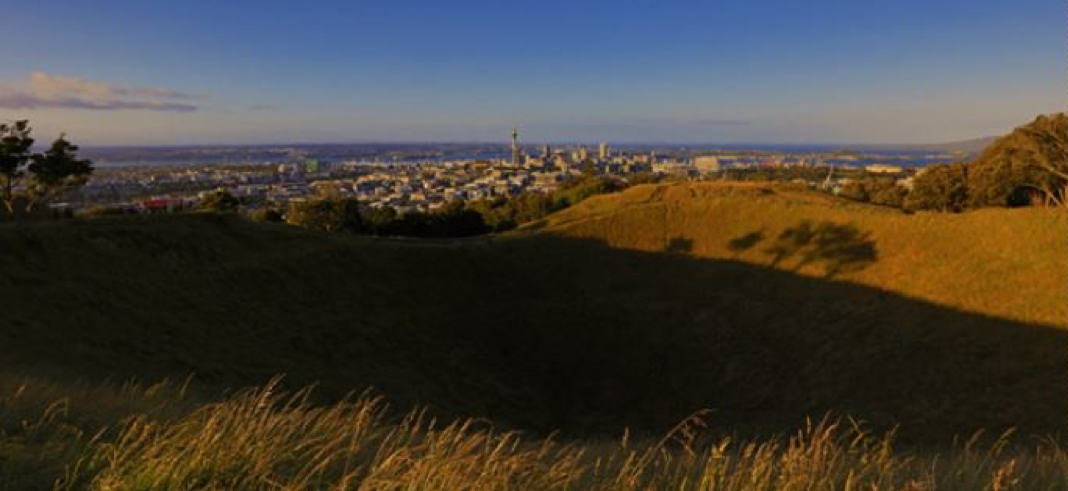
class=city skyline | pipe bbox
[0,0,1063,145]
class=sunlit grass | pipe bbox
[530,181,1067,326]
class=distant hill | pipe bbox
[0,183,1063,444]
[849,137,997,155]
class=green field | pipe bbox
[1,183,1065,489]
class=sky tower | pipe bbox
[511,127,521,166]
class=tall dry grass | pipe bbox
[1,378,1063,490]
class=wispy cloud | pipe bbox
[0,72,200,112]
[248,103,276,112]
[564,117,752,128]
[688,119,750,126]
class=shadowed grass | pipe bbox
[0,200,1063,441]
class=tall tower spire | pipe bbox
[511,126,521,166]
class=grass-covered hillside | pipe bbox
[527,182,1066,326]
[1,182,1065,486]
[2,183,1063,441]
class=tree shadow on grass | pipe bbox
[727,230,764,253]
[664,237,694,254]
[729,220,877,278]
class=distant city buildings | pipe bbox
[865,164,904,174]
[65,128,954,215]
[693,156,721,173]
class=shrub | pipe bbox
[905,163,969,212]
[249,206,284,223]
[840,176,906,207]
[199,189,241,213]
[285,199,362,233]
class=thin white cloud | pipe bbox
[0,72,200,112]
[688,119,750,127]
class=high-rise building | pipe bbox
[542,144,551,158]
[599,142,609,160]
[511,127,521,166]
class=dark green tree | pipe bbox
[838,179,871,202]
[869,181,907,208]
[840,175,906,208]
[0,121,34,214]
[431,200,489,237]
[249,206,285,223]
[1016,113,1068,206]
[904,163,969,212]
[466,198,514,232]
[968,113,1068,207]
[0,121,94,218]
[363,206,399,235]
[199,189,241,213]
[26,135,94,211]
[286,199,362,233]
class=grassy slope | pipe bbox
[0,184,1064,447]
[0,214,539,425]
[527,181,1066,326]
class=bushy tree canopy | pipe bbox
[968,113,1067,207]
[28,136,94,209]
[0,121,94,217]
[904,163,969,212]
[0,121,34,214]
[199,189,241,213]
[286,199,362,233]
[839,175,907,208]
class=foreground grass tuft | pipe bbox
[2,378,1065,490]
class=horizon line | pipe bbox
[76,139,993,151]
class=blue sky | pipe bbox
[0,0,1063,145]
